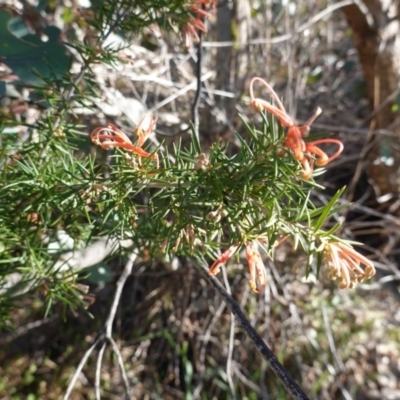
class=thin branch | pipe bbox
[0,316,56,345]
[193,298,226,398]
[105,254,136,336]
[222,267,237,400]
[109,336,131,396]
[203,0,354,47]
[63,253,137,399]
[321,304,345,372]
[269,262,354,400]
[191,30,204,142]
[195,260,310,400]
[320,305,352,400]
[63,338,101,400]
[95,341,107,400]
[149,71,214,113]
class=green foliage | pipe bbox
[0,0,360,317]
[0,99,348,315]
[0,1,377,398]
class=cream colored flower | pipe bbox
[323,241,375,288]
[208,241,267,294]
[245,241,267,293]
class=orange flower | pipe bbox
[208,243,240,276]
[181,1,217,47]
[249,77,343,179]
[323,241,375,288]
[191,0,218,8]
[182,17,208,47]
[91,114,159,167]
[209,241,267,293]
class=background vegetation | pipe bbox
[1,0,400,399]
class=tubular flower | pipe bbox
[91,114,159,167]
[191,0,218,8]
[182,17,208,48]
[245,242,267,293]
[181,1,218,48]
[208,243,240,276]
[323,241,375,289]
[249,77,343,179]
[208,242,268,293]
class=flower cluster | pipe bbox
[88,77,373,295]
[323,241,375,288]
[91,114,159,167]
[182,1,218,48]
[249,77,343,179]
[209,242,267,293]
[208,239,376,293]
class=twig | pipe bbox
[63,338,100,400]
[191,30,203,142]
[63,253,137,400]
[109,336,131,393]
[148,70,213,114]
[222,267,237,400]
[320,306,352,400]
[232,360,264,395]
[203,0,354,47]
[0,316,56,345]
[95,341,107,400]
[195,260,310,400]
[193,298,226,397]
[269,262,354,400]
[321,304,345,372]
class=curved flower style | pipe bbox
[208,243,239,276]
[245,242,267,293]
[91,114,159,167]
[249,77,343,179]
[209,241,267,293]
[182,1,218,48]
[323,241,375,288]
[182,17,208,48]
